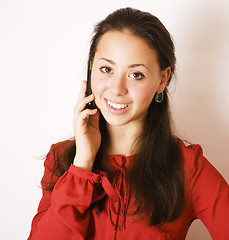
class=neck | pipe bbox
[106,122,143,156]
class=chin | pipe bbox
[101,113,129,127]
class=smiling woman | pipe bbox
[91,30,170,130]
[28,7,229,240]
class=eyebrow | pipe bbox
[98,57,150,72]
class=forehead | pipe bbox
[94,30,159,66]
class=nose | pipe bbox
[109,74,128,96]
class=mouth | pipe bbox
[106,99,130,110]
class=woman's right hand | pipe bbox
[73,80,101,171]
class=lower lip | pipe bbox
[105,100,130,115]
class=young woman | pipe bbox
[28,8,229,240]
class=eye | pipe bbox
[100,66,112,73]
[129,72,145,80]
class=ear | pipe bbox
[156,67,171,92]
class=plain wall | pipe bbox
[0,0,228,239]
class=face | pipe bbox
[91,30,170,128]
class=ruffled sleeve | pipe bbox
[188,144,229,240]
[27,143,114,240]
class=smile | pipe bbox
[106,99,129,109]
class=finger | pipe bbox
[74,94,95,113]
[80,108,98,121]
[74,108,98,131]
[77,80,87,104]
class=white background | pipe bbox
[0,0,229,239]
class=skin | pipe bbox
[73,29,171,171]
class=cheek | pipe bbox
[134,85,157,106]
[91,71,106,98]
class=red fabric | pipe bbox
[28,140,229,240]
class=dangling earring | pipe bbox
[155,91,164,103]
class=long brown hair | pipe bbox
[43,7,184,226]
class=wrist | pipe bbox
[73,155,94,172]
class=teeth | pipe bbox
[107,100,129,109]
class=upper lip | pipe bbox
[105,98,131,105]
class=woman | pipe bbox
[28,7,229,240]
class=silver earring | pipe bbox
[155,91,164,103]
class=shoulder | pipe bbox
[177,138,228,187]
[178,139,204,169]
[178,139,214,180]
[41,139,75,189]
[50,139,75,156]
[44,139,75,169]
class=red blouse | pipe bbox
[28,140,229,240]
